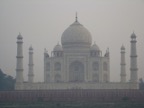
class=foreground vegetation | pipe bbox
[1,69,144,108]
[0,102,144,108]
[0,69,15,90]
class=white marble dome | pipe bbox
[131,32,136,38]
[17,33,23,39]
[90,43,100,51]
[61,20,92,47]
[53,43,63,51]
[121,45,125,50]
[29,46,33,50]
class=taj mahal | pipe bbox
[15,15,139,90]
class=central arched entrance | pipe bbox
[69,61,84,82]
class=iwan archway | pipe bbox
[69,61,84,82]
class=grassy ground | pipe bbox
[0,102,144,108]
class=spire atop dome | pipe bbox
[17,32,23,39]
[121,44,125,50]
[131,31,136,38]
[61,14,92,48]
[53,43,63,51]
[91,42,100,51]
[75,12,78,22]
[29,45,33,50]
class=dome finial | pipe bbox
[121,44,125,50]
[29,45,33,50]
[17,32,23,39]
[75,12,78,22]
[131,31,136,38]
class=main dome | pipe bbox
[61,20,92,48]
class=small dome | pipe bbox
[17,33,23,39]
[131,32,136,38]
[53,43,63,51]
[29,46,33,50]
[61,20,92,48]
[90,43,100,51]
[121,45,125,50]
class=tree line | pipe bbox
[0,69,15,90]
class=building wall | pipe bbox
[0,89,144,103]
[15,82,139,90]
[44,57,64,82]
[44,49,110,84]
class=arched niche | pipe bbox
[69,61,84,82]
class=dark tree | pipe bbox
[0,69,15,90]
[139,78,144,90]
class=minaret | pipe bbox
[16,33,24,83]
[28,46,34,83]
[120,45,126,82]
[130,32,138,83]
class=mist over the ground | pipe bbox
[0,0,144,82]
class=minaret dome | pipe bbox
[17,33,23,39]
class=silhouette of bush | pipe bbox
[0,69,15,90]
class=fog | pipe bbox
[0,0,144,82]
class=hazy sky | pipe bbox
[0,0,144,82]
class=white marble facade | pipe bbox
[15,16,139,90]
[44,18,110,84]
